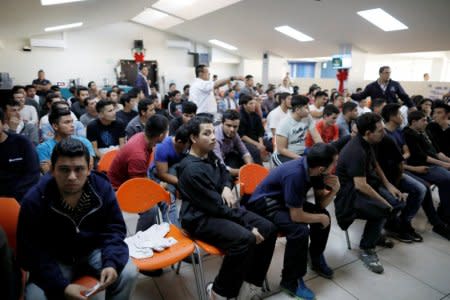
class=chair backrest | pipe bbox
[97,149,119,173]
[116,178,170,213]
[0,197,20,251]
[239,163,269,196]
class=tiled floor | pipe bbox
[121,190,450,300]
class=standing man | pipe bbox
[247,143,339,300]
[351,66,415,109]
[17,138,138,299]
[135,65,151,97]
[189,64,243,119]
[32,69,51,97]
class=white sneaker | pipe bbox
[238,282,264,300]
[207,282,229,300]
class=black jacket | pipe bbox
[403,126,437,166]
[351,79,414,108]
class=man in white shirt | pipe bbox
[309,91,328,120]
[14,90,38,126]
[189,64,243,120]
[265,93,291,143]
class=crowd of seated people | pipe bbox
[1,64,450,300]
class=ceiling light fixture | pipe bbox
[41,0,86,6]
[132,8,184,30]
[357,8,408,31]
[209,39,237,50]
[274,26,314,42]
[44,22,83,32]
[152,0,242,20]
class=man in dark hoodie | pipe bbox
[178,116,277,300]
[17,138,138,300]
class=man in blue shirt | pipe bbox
[37,107,95,173]
[247,143,340,300]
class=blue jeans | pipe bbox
[397,173,426,222]
[413,165,450,217]
[25,249,138,300]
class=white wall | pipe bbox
[0,21,239,91]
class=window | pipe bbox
[288,62,315,78]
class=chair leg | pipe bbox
[175,261,182,274]
[191,248,205,300]
[345,230,352,250]
[194,245,208,300]
[262,276,271,292]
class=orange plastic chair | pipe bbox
[116,178,203,299]
[238,163,270,197]
[0,198,99,298]
[97,148,119,173]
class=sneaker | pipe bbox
[376,236,395,248]
[207,282,229,300]
[359,249,384,274]
[404,223,423,242]
[280,278,315,300]
[238,282,263,300]
[311,254,334,279]
[385,224,413,243]
[432,223,450,240]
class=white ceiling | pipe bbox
[1,0,450,59]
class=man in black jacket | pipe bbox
[178,116,277,300]
[351,66,415,109]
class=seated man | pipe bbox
[335,113,406,274]
[125,98,155,140]
[70,86,89,119]
[86,99,126,158]
[17,138,138,299]
[214,110,253,177]
[336,101,358,137]
[308,91,327,120]
[116,93,138,127]
[247,143,340,300]
[108,115,168,230]
[147,125,190,228]
[427,100,450,157]
[37,107,95,174]
[178,116,277,300]
[14,89,39,126]
[264,92,291,149]
[305,104,340,148]
[403,110,450,224]
[272,95,321,166]
[169,101,197,135]
[0,108,39,203]
[1,99,39,145]
[79,96,99,127]
[238,94,269,164]
[0,226,22,300]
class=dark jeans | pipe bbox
[397,173,426,223]
[272,152,294,166]
[0,227,21,300]
[244,142,262,165]
[224,151,246,169]
[247,200,330,284]
[184,210,277,298]
[411,165,450,218]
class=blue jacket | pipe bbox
[17,171,128,298]
[135,72,150,97]
[351,79,414,108]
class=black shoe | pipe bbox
[385,224,414,243]
[311,254,334,279]
[404,223,423,242]
[139,269,163,277]
[432,223,450,240]
[376,236,395,248]
[437,207,450,225]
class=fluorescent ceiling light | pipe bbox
[152,0,242,20]
[132,8,184,30]
[274,26,314,42]
[357,8,408,31]
[41,0,85,6]
[209,39,237,50]
[44,22,83,32]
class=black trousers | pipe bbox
[247,200,330,285]
[185,210,277,298]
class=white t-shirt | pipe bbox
[276,86,293,94]
[265,106,288,138]
[20,105,38,126]
[276,114,314,155]
[309,104,324,120]
[357,106,372,116]
[189,78,217,114]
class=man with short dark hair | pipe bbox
[178,116,277,300]
[372,98,387,115]
[86,100,126,158]
[265,92,291,143]
[305,104,340,148]
[403,110,450,224]
[125,98,156,140]
[40,101,85,142]
[240,75,256,98]
[24,84,41,116]
[335,113,406,274]
[1,99,39,145]
[32,69,51,97]
[135,65,151,97]
[79,96,99,127]
[214,110,252,177]
[309,91,328,120]
[14,89,39,126]
[351,66,415,109]
[337,101,358,137]
[18,138,138,299]
[169,101,197,135]
[116,93,138,126]
[427,100,450,157]
[0,108,39,203]
[71,86,89,119]
[247,143,340,299]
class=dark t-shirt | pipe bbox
[374,135,404,184]
[427,122,450,157]
[116,110,138,127]
[336,134,381,190]
[238,110,264,142]
[86,119,125,149]
[32,78,51,96]
[169,117,183,136]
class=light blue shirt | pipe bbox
[36,136,95,163]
